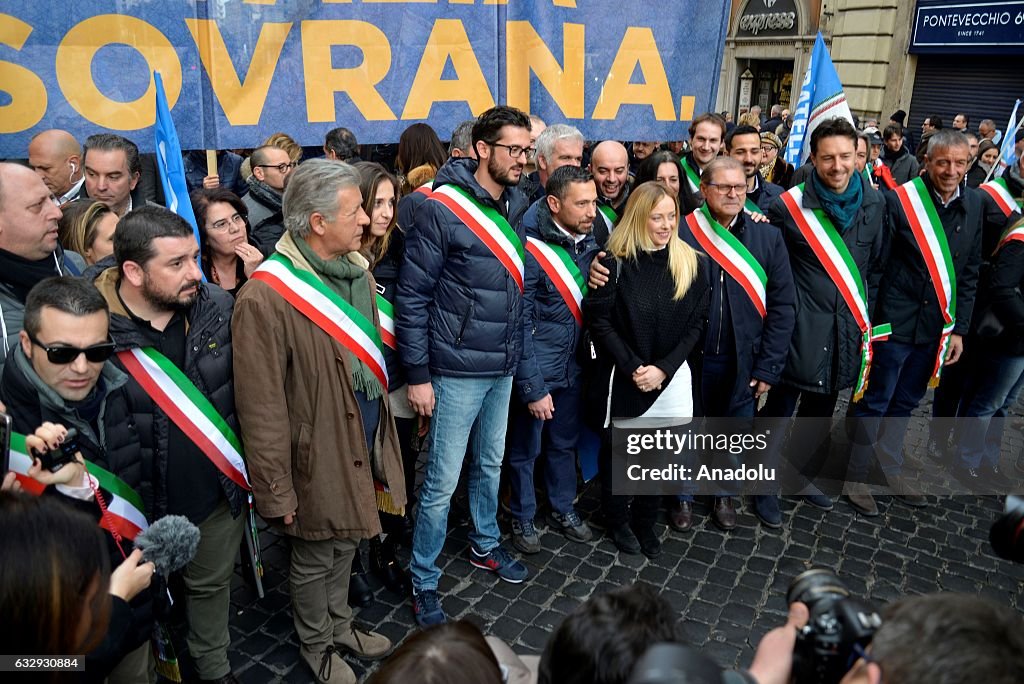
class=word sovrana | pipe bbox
[623,429,770,456]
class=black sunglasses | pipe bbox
[28,333,116,364]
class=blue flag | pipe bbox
[153,71,206,280]
[784,33,853,167]
[994,98,1022,181]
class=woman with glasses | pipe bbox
[190,188,265,297]
[585,181,710,559]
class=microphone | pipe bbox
[134,515,201,576]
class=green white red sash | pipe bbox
[743,196,760,216]
[680,156,701,194]
[597,203,617,229]
[9,432,149,540]
[414,182,433,197]
[429,184,525,292]
[376,293,397,349]
[980,178,1022,218]
[118,347,251,490]
[894,177,957,387]
[686,205,767,318]
[525,237,587,326]
[780,184,891,400]
[997,222,1024,252]
[251,254,389,390]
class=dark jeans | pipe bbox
[849,340,937,478]
[957,353,1024,468]
[759,384,840,484]
[599,433,660,530]
[930,337,977,446]
[506,383,582,521]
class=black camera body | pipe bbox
[789,569,881,684]
[990,494,1024,564]
[31,427,80,472]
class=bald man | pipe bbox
[589,141,629,246]
[27,130,85,205]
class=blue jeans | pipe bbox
[411,375,512,592]
[957,353,1024,468]
[506,383,581,521]
[849,340,937,478]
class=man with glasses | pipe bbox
[93,205,247,684]
[398,105,533,626]
[0,275,155,681]
[244,145,296,254]
[0,163,87,375]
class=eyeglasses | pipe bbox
[27,333,115,365]
[761,146,777,154]
[490,143,536,160]
[256,162,297,174]
[705,182,747,196]
[209,213,247,232]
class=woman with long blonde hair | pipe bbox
[585,180,709,558]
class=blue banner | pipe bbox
[784,33,853,167]
[0,1,730,157]
[910,1,1024,55]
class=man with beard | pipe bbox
[244,144,296,254]
[725,124,784,213]
[398,106,532,626]
[680,113,728,215]
[508,166,598,554]
[588,140,629,245]
[0,163,86,374]
[94,206,247,684]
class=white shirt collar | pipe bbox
[56,177,85,205]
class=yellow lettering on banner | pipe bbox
[0,14,47,133]
[185,19,291,126]
[55,15,181,130]
[592,27,675,121]
[679,95,695,122]
[506,21,584,119]
[301,20,396,122]
[402,19,493,119]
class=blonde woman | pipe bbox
[585,181,709,558]
[57,199,118,265]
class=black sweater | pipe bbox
[585,248,710,420]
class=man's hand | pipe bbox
[527,394,555,420]
[283,510,296,525]
[588,252,610,289]
[25,422,87,488]
[408,382,435,417]
[749,211,770,223]
[633,365,667,392]
[944,334,964,365]
[750,379,772,398]
[235,243,264,277]
[202,174,220,189]
[1,471,20,492]
[109,548,155,601]
[747,602,810,684]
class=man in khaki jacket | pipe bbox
[233,160,406,684]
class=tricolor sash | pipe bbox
[525,237,587,326]
[414,182,433,197]
[686,205,768,318]
[9,432,149,540]
[780,184,891,399]
[743,196,761,216]
[894,177,957,387]
[680,156,701,194]
[997,223,1024,252]
[118,347,251,490]
[429,184,525,292]
[980,178,1022,219]
[376,294,397,350]
[251,254,389,391]
[597,203,618,228]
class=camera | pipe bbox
[30,427,80,472]
[990,494,1024,564]
[788,569,881,684]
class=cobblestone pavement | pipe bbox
[201,398,1024,683]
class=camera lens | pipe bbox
[787,568,850,609]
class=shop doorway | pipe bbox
[739,59,794,116]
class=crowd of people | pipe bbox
[0,99,1022,683]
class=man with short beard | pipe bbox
[725,124,784,213]
[398,106,532,626]
[680,113,728,215]
[93,205,247,684]
[588,140,629,245]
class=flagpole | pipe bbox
[984,100,1024,184]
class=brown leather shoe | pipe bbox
[846,483,879,517]
[668,500,694,532]
[711,497,736,531]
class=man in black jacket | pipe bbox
[763,117,889,513]
[680,113,728,215]
[398,106,532,627]
[93,206,246,684]
[725,125,785,213]
[848,130,982,515]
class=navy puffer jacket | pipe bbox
[396,158,530,382]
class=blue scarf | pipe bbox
[811,169,863,232]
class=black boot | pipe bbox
[369,536,411,594]
[348,553,373,608]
